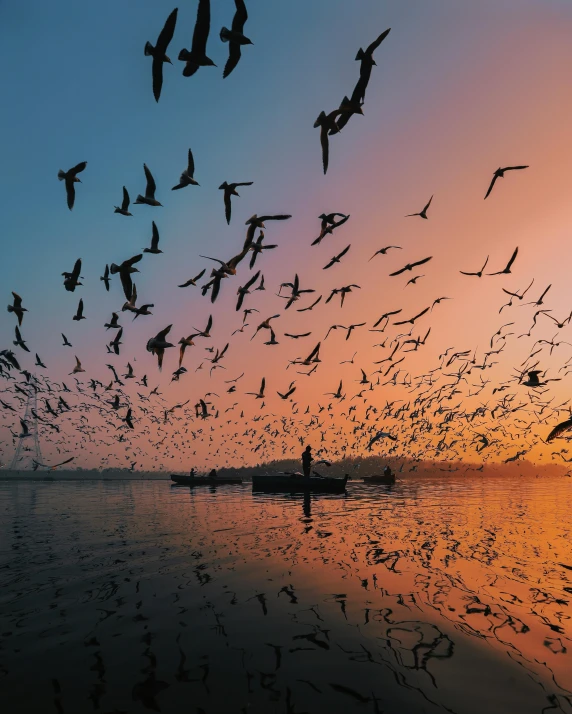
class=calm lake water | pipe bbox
[1,476,571,714]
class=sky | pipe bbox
[2,0,572,470]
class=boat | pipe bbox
[252,471,348,494]
[171,474,242,486]
[362,473,396,485]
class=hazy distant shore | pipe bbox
[0,470,171,481]
[0,457,567,482]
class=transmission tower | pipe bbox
[9,381,43,471]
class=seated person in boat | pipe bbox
[383,465,393,479]
[302,445,313,478]
[208,468,217,479]
[189,467,196,478]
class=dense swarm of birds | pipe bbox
[2,1,572,473]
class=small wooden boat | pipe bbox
[362,473,396,485]
[171,474,242,486]
[252,472,348,494]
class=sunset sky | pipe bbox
[2,0,572,470]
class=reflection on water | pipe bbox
[1,476,571,713]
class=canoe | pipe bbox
[362,474,396,485]
[252,472,348,494]
[171,474,242,486]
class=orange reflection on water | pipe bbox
[1,474,571,713]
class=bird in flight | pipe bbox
[325,285,360,308]
[405,195,433,219]
[336,28,391,133]
[236,270,260,311]
[405,275,424,287]
[70,356,85,375]
[7,292,27,326]
[110,254,143,301]
[367,429,397,450]
[58,161,87,210]
[390,256,432,276]
[312,213,349,246]
[460,255,489,277]
[393,307,430,326]
[314,104,362,174]
[369,246,401,261]
[484,165,528,199]
[221,0,252,78]
[277,382,296,400]
[278,274,315,308]
[63,259,82,292]
[13,326,29,352]
[244,214,291,249]
[172,148,200,190]
[146,325,174,371]
[248,231,277,268]
[247,377,266,399]
[178,0,216,77]
[144,7,178,102]
[323,245,351,269]
[178,268,206,288]
[143,221,163,254]
[526,284,551,307]
[219,181,253,224]
[297,295,322,313]
[134,164,162,207]
[104,313,121,330]
[114,186,132,216]
[547,415,572,442]
[487,247,519,276]
[72,298,86,322]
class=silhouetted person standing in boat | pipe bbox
[189,467,196,478]
[302,445,313,479]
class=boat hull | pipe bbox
[362,475,396,485]
[171,475,242,486]
[252,474,348,494]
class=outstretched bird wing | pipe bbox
[152,8,178,101]
[156,7,178,53]
[143,164,156,198]
[411,256,433,269]
[365,27,391,55]
[187,148,195,177]
[192,0,211,56]
[547,417,572,442]
[484,172,498,199]
[121,186,130,211]
[224,0,249,79]
[505,246,519,271]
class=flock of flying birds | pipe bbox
[2,0,572,472]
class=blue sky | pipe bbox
[2,0,572,468]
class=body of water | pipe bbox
[1,475,571,713]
